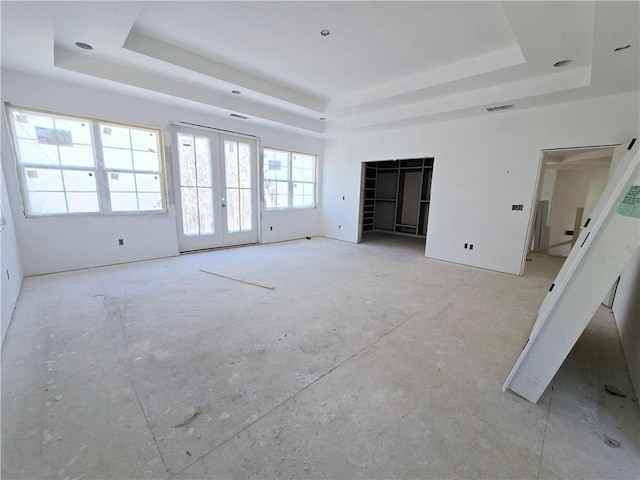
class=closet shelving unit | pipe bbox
[362,158,433,238]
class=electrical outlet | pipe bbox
[464,243,468,249]
[338,225,342,229]
[118,239,124,246]
[469,244,474,250]
[342,196,345,200]
[270,226,273,231]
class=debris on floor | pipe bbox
[603,435,621,448]
[173,406,203,428]
[604,384,627,398]
[199,269,275,290]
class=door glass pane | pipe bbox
[225,141,239,188]
[178,133,196,186]
[178,132,215,238]
[198,188,214,234]
[238,143,251,188]
[195,136,212,187]
[224,140,252,233]
[226,188,240,232]
[240,189,252,230]
[181,187,199,236]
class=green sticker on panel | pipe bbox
[617,184,640,219]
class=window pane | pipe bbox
[130,129,158,152]
[178,133,196,187]
[28,191,67,214]
[138,193,163,211]
[111,192,138,211]
[293,182,315,208]
[133,151,159,172]
[66,192,99,213]
[197,188,214,234]
[108,172,136,192]
[100,125,131,149]
[10,107,166,216]
[59,144,95,167]
[225,141,239,188]
[17,139,59,166]
[11,111,54,140]
[103,147,133,170]
[135,173,160,193]
[181,187,199,236]
[63,170,96,192]
[195,136,212,187]
[25,168,63,191]
[292,154,315,182]
[55,118,92,145]
[226,188,240,232]
[264,149,289,181]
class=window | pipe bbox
[263,148,316,209]
[7,106,166,216]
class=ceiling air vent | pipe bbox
[486,104,515,113]
[229,113,248,120]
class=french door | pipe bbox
[173,126,258,251]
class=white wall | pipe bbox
[1,70,322,275]
[1,162,24,344]
[322,92,639,275]
[547,167,609,257]
[539,168,557,203]
[612,247,640,399]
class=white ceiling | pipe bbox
[1,1,638,137]
[544,146,614,170]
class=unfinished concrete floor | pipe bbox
[2,234,639,479]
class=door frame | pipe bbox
[519,143,621,276]
[169,121,262,252]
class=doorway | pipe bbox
[172,126,259,252]
[522,143,626,274]
[358,158,433,242]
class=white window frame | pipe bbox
[263,147,317,210]
[5,104,168,217]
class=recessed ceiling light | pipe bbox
[614,44,631,52]
[320,30,330,37]
[75,42,93,50]
[231,90,241,94]
[486,104,515,112]
[553,59,572,67]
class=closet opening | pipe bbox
[358,158,434,252]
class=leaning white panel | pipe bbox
[503,138,640,403]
